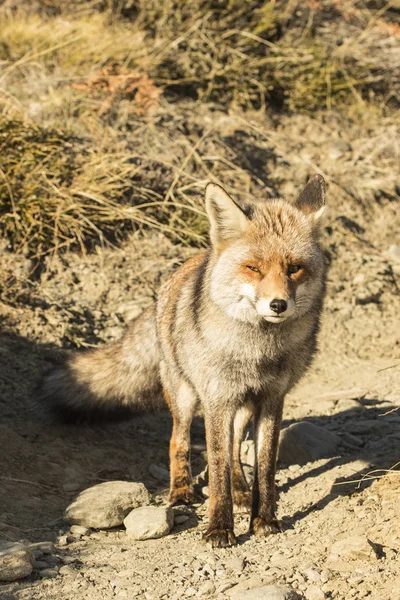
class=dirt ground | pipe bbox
[0,109,399,600]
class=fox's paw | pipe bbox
[169,486,197,506]
[251,516,282,538]
[233,489,252,514]
[203,528,237,548]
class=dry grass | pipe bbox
[0,0,399,257]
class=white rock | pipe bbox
[197,580,216,596]
[65,481,151,528]
[305,585,326,600]
[330,536,379,561]
[70,525,89,537]
[230,585,301,599]
[0,542,34,582]
[241,440,256,467]
[124,506,174,540]
[279,422,340,465]
[225,557,244,572]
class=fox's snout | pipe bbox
[270,299,287,314]
[255,295,296,322]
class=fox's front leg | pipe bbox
[250,399,284,537]
[203,405,237,548]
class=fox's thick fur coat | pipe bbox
[40,175,327,547]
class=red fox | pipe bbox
[40,175,327,547]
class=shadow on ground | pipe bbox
[0,328,399,588]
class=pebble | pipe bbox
[270,552,292,568]
[304,568,321,582]
[65,481,151,528]
[59,565,76,576]
[197,580,216,596]
[63,482,81,493]
[148,464,170,481]
[241,440,256,467]
[387,245,400,260]
[328,139,351,160]
[279,421,341,464]
[305,585,326,600]
[225,557,244,572]
[60,556,77,565]
[329,536,379,561]
[39,568,58,578]
[70,525,89,537]
[0,542,34,582]
[320,569,331,583]
[58,535,70,547]
[174,515,190,525]
[230,584,301,599]
[192,442,207,453]
[124,506,174,540]
[185,587,197,597]
[29,541,55,555]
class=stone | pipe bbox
[124,506,174,540]
[230,585,301,599]
[330,536,379,561]
[387,245,400,260]
[279,422,341,465]
[70,525,89,537]
[328,140,351,160]
[305,585,326,600]
[59,565,76,576]
[0,542,34,582]
[29,541,55,555]
[241,440,256,467]
[303,569,321,582]
[148,464,170,482]
[225,557,244,572]
[57,535,69,547]
[65,481,151,528]
[39,568,58,578]
[174,514,190,524]
[63,482,80,493]
[198,581,216,596]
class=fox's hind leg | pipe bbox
[164,380,198,506]
[232,403,253,513]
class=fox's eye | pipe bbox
[246,265,261,274]
[288,264,301,275]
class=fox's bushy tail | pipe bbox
[39,306,163,421]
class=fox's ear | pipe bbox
[205,183,249,246]
[295,174,326,224]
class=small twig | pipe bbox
[377,364,399,373]
[0,476,53,490]
[380,406,400,417]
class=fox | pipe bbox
[39,174,327,548]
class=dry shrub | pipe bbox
[73,64,162,116]
[0,0,398,260]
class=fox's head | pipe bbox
[206,175,326,324]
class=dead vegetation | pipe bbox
[0,0,399,257]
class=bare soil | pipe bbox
[0,113,399,600]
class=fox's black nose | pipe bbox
[270,299,287,314]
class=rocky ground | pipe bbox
[0,174,399,599]
[1,1,399,597]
